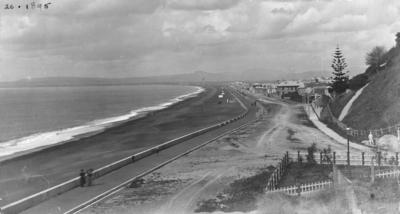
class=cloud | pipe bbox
[283,7,321,34]
[271,7,295,15]
[166,0,240,11]
[1,0,400,81]
[79,0,163,16]
[320,14,368,32]
[0,15,34,40]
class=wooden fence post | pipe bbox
[370,157,375,183]
[283,155,286,169]
[378,152,381,166]
[298,150,300,163]
[362,152,365,166]
[286,151,289,165]
[333,152,336,164]
[320,152,323,164]
[272,175,275,189]
[296,184,301,196]
[277,164,280,179]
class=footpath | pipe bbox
[245,90,370,152]
[16,91,257,214]
[303,104,370,152]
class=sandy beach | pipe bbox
[0,83,243,206]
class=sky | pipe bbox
[0,0,400,81]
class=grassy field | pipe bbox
[260,189,350,214]
[278,162,332,187]
[337,165,400,214]
[195,167,273,213]
[353,178,400,214]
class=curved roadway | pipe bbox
[20,87,258,214]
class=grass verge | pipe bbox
[278,162,332,187]
[195,167,273,213]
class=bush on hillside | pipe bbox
[349,73,369,91]
[315,95,331,108]
[365,65,377,77]
[328,91,354,118]
[365,46,387,68]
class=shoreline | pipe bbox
[0,83,245,206]
[0,85,204,162]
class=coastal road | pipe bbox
[20,87,259,214]
[250,92,370,153]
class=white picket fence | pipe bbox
[375,169,400,179]
[267,180,333,196]
[264,151,400,197]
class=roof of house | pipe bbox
[277,81,305,88]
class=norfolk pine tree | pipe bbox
[331,46,349,94]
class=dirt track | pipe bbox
[83,95,354,214]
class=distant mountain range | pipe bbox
[0,70,328,87]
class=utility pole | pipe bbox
[346,127,350,166]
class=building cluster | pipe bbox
[234,77,331,103]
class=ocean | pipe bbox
[0,84,203,157]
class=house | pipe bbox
[312,86,331,98]
[276,81,305,96]
[250,83,277,95]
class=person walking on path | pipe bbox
[87,169,93,187]
[79,169,86,187]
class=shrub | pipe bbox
[322,145,332,164]
[348,73,369,91]
[365,46,387,68]
[306,143,317,164]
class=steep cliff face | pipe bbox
[343,53,400,129]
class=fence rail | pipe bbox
[265,151,400,197]
[376,169,400,179]
[289,151,400,167]
[268,180,333,196]
[310,101,400,139]
[265,152,290,191]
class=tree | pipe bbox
[322,145,332,164]
[330,46,349,94]
[365,46,387,69]
[348,73,368,91]
[306,143,317,164]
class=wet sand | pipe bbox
[0,83,244,206]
